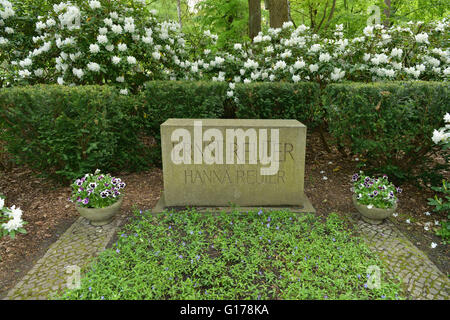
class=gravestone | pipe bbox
[153,119,315,212]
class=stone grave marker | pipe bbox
[153,119,315,212]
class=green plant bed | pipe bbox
[58,209,402,300]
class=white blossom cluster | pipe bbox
[0,197,25,235]
[0,0,14,46]
[432,113,450,145]
[8,0,189,92]
[191,19,449,97]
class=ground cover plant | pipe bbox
[59,209,402,300]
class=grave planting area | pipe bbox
[58,209,401,300]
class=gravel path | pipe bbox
[3,216,121,300]
[355,217,449,300]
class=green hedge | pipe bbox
[138,81,228,143]
[324,81,450,182]
[0,81,448,182]
[0,85,149,181]
[234,82,321,127]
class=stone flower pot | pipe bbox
[352,194,397,225]
[75,196,123,226]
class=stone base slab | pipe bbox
[152,192,316,214]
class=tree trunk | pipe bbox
[384,0,391,27]
[177,0,182,27]
[269,0,289,28]
[249,0,262,40]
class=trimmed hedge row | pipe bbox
[323,81,449,182]
[0,81,448,182]
[0,85,148,181]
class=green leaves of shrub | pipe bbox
[324,81,450,183]
[0,85,149,182]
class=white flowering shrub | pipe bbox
[0,1,448,94]
[0,0,15,83]
[10,0,189,92]
[0,0,14,45]
[192,19,449,98]
[0,196,27,239]
[432,113,450,148]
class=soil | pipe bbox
[0,130,448,298]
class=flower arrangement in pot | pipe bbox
[351,172,401,225]
[69,170,126,226]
